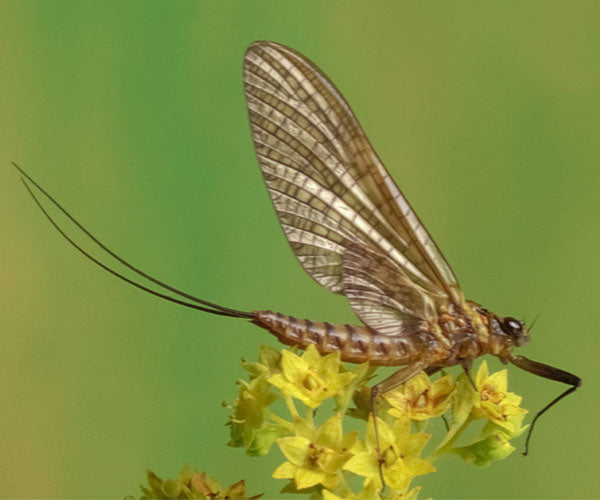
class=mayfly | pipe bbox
[13,41,580,460]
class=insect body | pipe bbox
[13,41,580,459]
[239,43,579,427]
[254,300,522,368]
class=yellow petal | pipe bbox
[322,490,343,500]
[504,391,523,408]
[278,436,310,466]
[388,407,408,420]
[341,431,359,450]
[295,467,325,489]
[267,373,287,390]
[430,374,455,398]
[487,370,508,393]
[480,400,504,421]
[335,372,357,388]
[366,416,394,449]
[407,372,429,396]
[385,390,408,412]
[343,451,378,478]
[395,486,423,500]
[316,413,343,449]
[285,384,322,408]
[357,480,382,500]
[301,344,321,366]
[321,472,340,490]
[383,465,411,492]
[320,350,341,377]
[281,350,306,382]
[401,432,431,457]
[404,456,436,476]
[349,438,367,455]
[475,360,489,388]
[258,344,281,371]
[272,461,296,479]
[384,456,434,491]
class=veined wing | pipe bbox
[341,243,438,337]
[243,41,463,307]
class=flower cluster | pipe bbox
[227,346,528,499]
[126,466,262,500]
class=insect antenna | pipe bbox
[528,313,541,332]
[13,162,254,320]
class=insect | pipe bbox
[14,41,580,462]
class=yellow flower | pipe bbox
[385,372,455,421]
[322,481,425,500]
[268,344,355,408]
[472,361,528,435]
[273,413,357,490]
[321,480,377,500]
[133,466,262,500]
[242,344,282,380]
[433,362,528,466]
[335,362,376,414]
[391,486,428,500]
[228,374,284,455]
[450,430,517,467]
[343,416,435,491]
[348,385,390,421]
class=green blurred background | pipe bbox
[1,1,598,498]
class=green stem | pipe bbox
[305,406,314,426]
[284,394,299,419]
[427,418,471,463]
[265,410,294,431]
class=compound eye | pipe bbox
[503,317,522,335]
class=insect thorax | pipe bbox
[433,300,514,367]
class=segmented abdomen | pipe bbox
[253,310,417,366]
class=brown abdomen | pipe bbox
[252,310,415,366]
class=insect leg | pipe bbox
[422,366,451,430]
[460,359,477,390]
[507,354,581,455]
[424,366,442,376]
[370,362,428,489]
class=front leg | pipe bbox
[370,362,429,490]
[507,354,581,455]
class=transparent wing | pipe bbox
[243,41,463,306]
[341,243,441,336]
